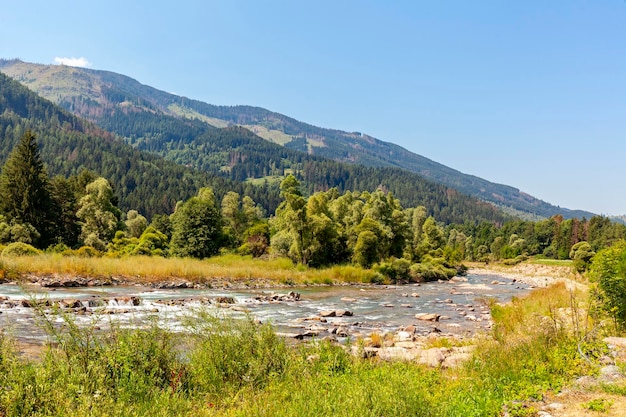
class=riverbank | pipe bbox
[467,261,587,291]
[1,257,625,415]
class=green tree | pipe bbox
[125,210,148,238]
[221,192,264,248]
[170,188,224,258]
[270,175,311,264]
[569,241,595,273]
[0,130,56,247]
[76,177,122,251]
[353,230,379,268]
[589,240,626,329]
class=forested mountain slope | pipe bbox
[0,71,279,218]
[0,70,509,225]
[0,59,595,220]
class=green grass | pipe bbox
[528,258,574,267]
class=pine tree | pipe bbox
[0,130,56,247]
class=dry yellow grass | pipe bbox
[1,253,376,286]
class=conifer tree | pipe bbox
[0,130,56,247]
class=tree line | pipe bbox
[2,131,625,284]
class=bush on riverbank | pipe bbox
[0,282,604,417]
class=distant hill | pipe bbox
[0,68,510,225]
[0,58,595,220]
[0,70,281,218]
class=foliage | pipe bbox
[186,312,290,397]
[583,398,613,412]
[589,240,626,330]
[170,188,224,258]
[76,177,122,251]
[410,256,457,282]
[569,241,595,273]
[0,130,57,247]
[1,241,41,257]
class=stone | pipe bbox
[341,297,357,302]
[417,348,447,367]
[404,325,416,333]
[319,310,336,317]
[442,352,472,368]
[378,346,420,361]
[394,341,420,349]
[396,331,413,342]
[599,365,624,382]
[351,346,378,359]
[334,310,353,317]
[604,337,626,348]
[415,313,440,321]
[60,299,82,309]
[410,293,420,298]
[336,328,350,337]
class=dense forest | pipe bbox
[1,70,625,282]
[0,59,596,220]
[0,72,280,218]
[0,71,509,225]
[1,128,624,283]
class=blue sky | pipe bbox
[2,1,625,215]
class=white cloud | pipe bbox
[53,57,91,67]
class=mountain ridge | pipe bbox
[0,68,511,226]
[0,58,595,220]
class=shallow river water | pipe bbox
[0,272,531,344]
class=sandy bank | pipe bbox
[468,262,586,291]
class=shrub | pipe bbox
[374,258,412,283]
[589,240,626,329]
[186,312,291,397]
[410,256,457,282]
[1,242,41,257]
[71,246,101,258]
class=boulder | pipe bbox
[415,313,440,322]
[417,348,447,367]
[396,331,413,342]
[319,310,336,317]
[59,299,82,309]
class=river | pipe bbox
[0,272,533,347]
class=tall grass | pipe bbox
[0,253,379,286]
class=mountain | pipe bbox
[0,67,510,225]
[0,70,281,218]
[0,59,594,220]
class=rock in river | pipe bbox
[415,313,440,322]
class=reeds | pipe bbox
[0,253,379,286]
